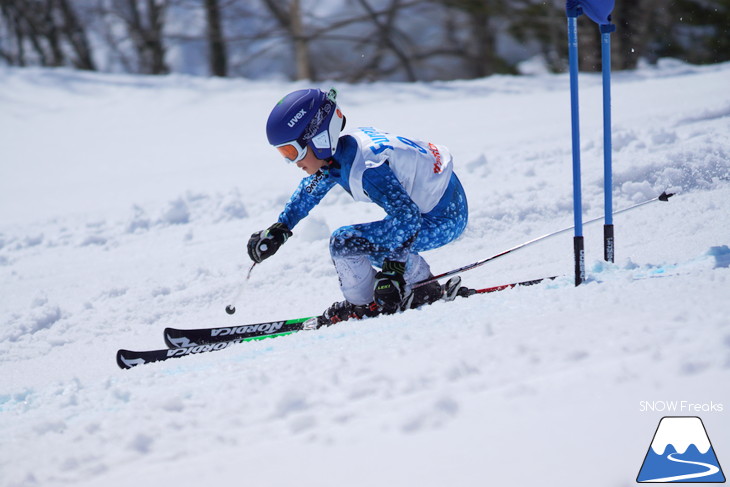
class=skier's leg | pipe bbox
[403,173,469,308]
[412,173,469,253]
[328,173,467,309]
[329,220,419,305]
[403,253,431,283]
[329,227,378,306]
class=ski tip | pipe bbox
[163,328,201,349]
[659,191,675,202]
[116,349,143,369]
[163,328,176,349]
[116,349,128,369]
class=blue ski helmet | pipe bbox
[266,88,345,162]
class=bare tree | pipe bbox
[430,0,514,77]
[611,0,659,69]
[204,0,227,76]
[509,0,565,72]
[55,0,96,70]
[505,0,654,73]
[115,0,169,74]
[0,0,59,66]
[0,0,95,69]
[260,0,313,80]
[354,0,417,81]
[1,0,727,78]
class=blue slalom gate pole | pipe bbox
[601,22,616,262]
[567,3,585,285]
[565,0,615,285]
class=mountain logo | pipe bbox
[637,416,726,483]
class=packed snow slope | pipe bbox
[1,60,729,487]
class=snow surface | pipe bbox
[1,59,730,487]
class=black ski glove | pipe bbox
[247,222,292,263]
[373,259,407,314]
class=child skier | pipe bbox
[247,88,469,326]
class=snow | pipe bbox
[1,60,730,487]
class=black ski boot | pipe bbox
[304,300,381,329]
[403,276,475,310]
[402,277,444,310]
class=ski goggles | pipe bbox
[275,139,308,164]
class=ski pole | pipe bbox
[413,191,675,288]
[225,262,256,315]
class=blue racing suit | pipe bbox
[277,128,468,305]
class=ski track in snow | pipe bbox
[1,60,730,487]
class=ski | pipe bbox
[117,275,557,369]
[163,317,313,349]
[116,330,298,369]
[163,276,556,350]
[473,276,556,295]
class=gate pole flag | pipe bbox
[565,0,615,285]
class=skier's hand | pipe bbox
[247,222,292,263]
[373,259,406,314]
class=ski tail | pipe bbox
[476,275,558,293]
[457,276,558,297]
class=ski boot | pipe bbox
[303,300,381,330]
[402,275,475,309]
[402,278,443,310]
[444,276,477,299]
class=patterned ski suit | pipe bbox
[278,127,468,305]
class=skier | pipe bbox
[247,88,469,325]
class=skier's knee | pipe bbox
[329,226,350,257]
[330,226,369,258]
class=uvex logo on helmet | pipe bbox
[288,109,307,128]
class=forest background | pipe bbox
[1,0,729,82]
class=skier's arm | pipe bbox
[277,170,335,230]
[360,163,422,261]
[247,171,334,264]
